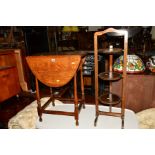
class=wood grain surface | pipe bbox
[26,55,81,87]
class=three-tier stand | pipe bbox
[94,28,128,128]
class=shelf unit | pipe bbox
[94,28,128,128]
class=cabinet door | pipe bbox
[112,75,155,112]
[0,67,21,102]
[0,53,16,67]
[0,69,10,102]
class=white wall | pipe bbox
[88,26,155,39]
[88,26,102,31]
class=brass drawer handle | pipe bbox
[51,58,56,62]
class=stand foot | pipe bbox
[94,115,99,127]
[121,116,124,129]
[39,117,42,122]
[83,103,85,109]
[52,101,55,106]
[75,120,79,126]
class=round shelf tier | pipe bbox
[99,93,121,105]
[98,72,122,81]
[98,48,123,55]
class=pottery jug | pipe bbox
[146,56,155,69]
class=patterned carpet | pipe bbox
[36,98,139,129]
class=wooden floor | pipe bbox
[0,87,95,129]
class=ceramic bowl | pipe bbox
[113,55,145,73]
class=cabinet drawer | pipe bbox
[0,67,21,102]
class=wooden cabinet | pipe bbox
[112,74,155,113]
[0,50,21,102]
